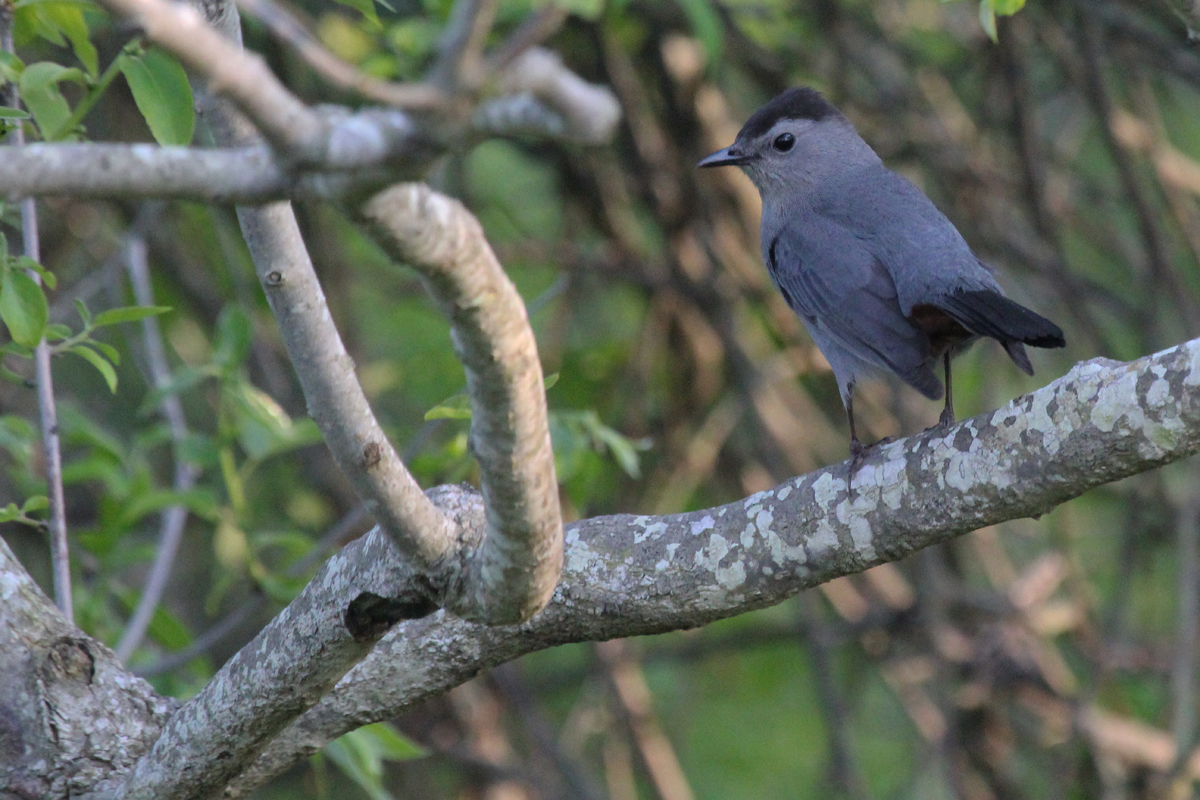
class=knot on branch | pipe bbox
[344,591,438,640]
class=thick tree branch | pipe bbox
[227,342,1200,794]
[0,144,292,201]
[6,337,1200,797]
[484,48,622,145]
[0,537,174,799]
[359,183,562,624]
[113,528,429,800]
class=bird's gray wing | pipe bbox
[816,166,1001,310]
[767,220,942,400]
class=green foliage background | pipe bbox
[4,0,1200,796]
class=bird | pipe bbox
[697,87,1065,466]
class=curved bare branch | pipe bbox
[359,183,562,625]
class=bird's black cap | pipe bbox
[737,87,841,140]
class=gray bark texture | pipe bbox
[3,341,1199,799]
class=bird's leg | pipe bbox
[847,392,867,475]
[937,352,955,428]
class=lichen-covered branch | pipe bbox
[227,343,1200,794]
[359,183,562,625]
[6,339,1200,797]
[113,529,428,800]
[0,537,175,799]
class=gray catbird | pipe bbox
[698,87,1065,463]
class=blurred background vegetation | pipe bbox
[4,0,1200,797]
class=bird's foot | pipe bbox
[848,437,892,481]
[924,408,956,434]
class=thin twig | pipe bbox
[799,594,872,800]
[428,0,499,91]
[232,0,446,109]
[115,234,201,662]
[482,2,569,75]
[1079,13,1185,346]
[596,640,696,800]
[1170,491,1200,775]
[491,663,608,800]
[1,2,72,624]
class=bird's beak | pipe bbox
[697,145,747,168]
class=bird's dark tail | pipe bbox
[937,289,1065,376]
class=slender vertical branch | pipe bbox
[596,640,696,800]
[799,594,871,800]
[429,0,499,90]
[115,234,201,662]
[1171,491,1200,775]
[191,0,458,575]
[1,0,72,624]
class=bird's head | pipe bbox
[698,87,877,198]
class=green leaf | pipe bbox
[39,2,99,76]
[0,364,27,386]
[19,62,84,93]
[673,0,722,64]
[424,391,472,420]
[0,52,24,84]
[332,0,381,28]
[115,486,219,528]
[15,256,56,289]
[212,305,253,370]
[21,494,48,512]
[93,304,171,328]
[18,62,83,140]
[0,232,7,264]
[0,106,31,119]
[178,432,221,468]
[68,344,118,393]
[146,604,193,651]
[0,268,48,346]
[551,0,604,19]
[118,47,195,145]
[979,0,998,41]
[0,502,19,522]
[230,382,323,460]
[44,323,72,341]
[992,0,1025,14]
[89,339,120,364]
[543,371,559,390]
[1,341,34,358]
[139,365,213,415]
[322,723,427,800]
[74,297,92,325]
[357,722,427,761]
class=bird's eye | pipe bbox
[773,133,796,152]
